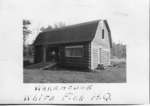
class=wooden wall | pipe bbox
[91,20,111,70]
[58,42,91,70]
[100,49,110,65]
[34,42,91,70]
[34,45,43,63]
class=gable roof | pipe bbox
[33,19,112,48]
[33,20,99,45]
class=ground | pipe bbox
[23,59,126,83]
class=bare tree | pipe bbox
[23,19,32,46]
[111,42,126,59]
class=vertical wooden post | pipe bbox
[43,45,47,63]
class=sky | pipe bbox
[0,0,149,44]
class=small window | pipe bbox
[65,45,83,57]
[102,29,104,39]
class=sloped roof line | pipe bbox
[34,20,100,45]
[103,20,112,48]
[41,19,101,33]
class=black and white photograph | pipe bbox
[23,7,126,84]
[0,0,149,104]
[23,19,126,83]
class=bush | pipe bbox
[96,64,105,70]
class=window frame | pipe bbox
[102,29,105,39]
[65,45,84,57]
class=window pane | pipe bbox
[102,29,104,39]
[65,45,83,57]
[65,48,71,56]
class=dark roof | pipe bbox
[33,20,99,45]
[33,19,112,48]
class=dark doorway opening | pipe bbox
[46,46,59,63]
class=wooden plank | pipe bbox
[59,43,90,69]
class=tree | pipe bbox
[40,22,66,32]
[40,25,53,32]
[23,19,32,58]
[54,22,66,29]
[111,42,126,59]
[23,19,32,46]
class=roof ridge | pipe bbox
[41,19,101,33]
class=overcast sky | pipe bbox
[0,0,149,44]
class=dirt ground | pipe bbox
[23,60,126,83]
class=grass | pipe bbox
[23,59,126,83]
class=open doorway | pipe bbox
[46,46,59,63]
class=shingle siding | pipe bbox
[91,20,111,70]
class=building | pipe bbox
[33,20,112,70]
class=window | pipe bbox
[65,45,83,57]
[102,29,104,39]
